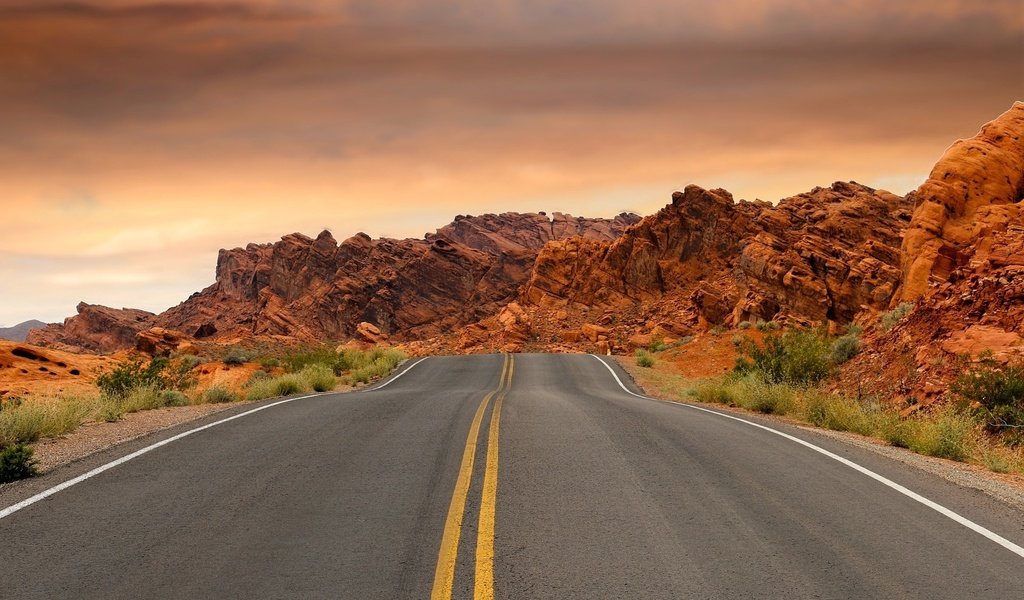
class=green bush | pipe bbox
[635,349,655,368]
[160,390,189,407]
[736,377,796,415]
[96,358,169,398]
[876,412,917,448]
[831,333,861,364]
[0,443,37,483]
[301,364,337,392]
[736,329,832,385]
[246,378,279,401]
[202,386,237,404]
[737,321,752,330]
[0,397,96,445]
[755,320,779,332]
[909,407,977,462]
[223,348,251,366]
[692,379,737,405]
[951,360,1024,442]
[273,374,307,396]
[880,302,914,331]
[285,345,346,374]
[801,390,873,435]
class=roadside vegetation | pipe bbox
[636,323,1024,476]
[0,344,406,483]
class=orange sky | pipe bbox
[0,0,1021,325]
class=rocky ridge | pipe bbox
[442,182,913,353]
[27,212,638,354]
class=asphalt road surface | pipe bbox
[2,353,1023,599]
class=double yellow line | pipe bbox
[430,353,514,600]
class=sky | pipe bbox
[0,0,1021,325]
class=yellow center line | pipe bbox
[474,354,513,599]
[430,354,509,600]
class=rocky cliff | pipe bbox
[451,181,912,354]
[26,303,156,354]
[901,102,1024,301]
[838,103,1024,406]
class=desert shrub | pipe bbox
[223,347,251,366]
[801,390,873,435]
[692,378,737,405]
[301,364,337,392]
[736,329,832,386]
[876,412,917,448]
[709,325,726,337]
[201,386,236,404]
[96,358,169,398]
[755,320,779,332]
[950,359,1024,443]
[831,333,861,364]
[98,384,167,421]
[648,337,668,353]
[736,377,796,415]
[737,321,752,330]
[259,357,281,370]
[285,345,345,374]
[909,406,977,462]
[273,374,307,396]
[247,370,273,386]
[0,443,37,483]
[880,302,914,331]
[246,378,279,401]
[0,397,96,445]
[160,390,189,407]
[635,349,655,368]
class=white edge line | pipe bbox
[1,358,429,521]
[0,392,328,521]
[366,357,427,391]
[590,354,1024,560]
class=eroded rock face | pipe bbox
[734,182,912,325]
[901,102,1024,300]
[26,303,156,354]
[150,212,638,345]
[510,182,911,352]
[836,103,1024,406]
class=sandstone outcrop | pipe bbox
[135,327,195,357]
[0,340,112,398]
[26,303,156,354]
[148,212,635,347]
[509,182,911,353]
[837,103,1024,405]
[901,102,1024,301]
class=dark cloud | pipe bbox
[0,1,301,24]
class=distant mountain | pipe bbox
[0,320,47,342]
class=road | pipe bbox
[1,353,1022,598]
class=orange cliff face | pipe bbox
[901,102,1024,301]
[477,182,911,354]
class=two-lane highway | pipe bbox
[1,353,1022,598]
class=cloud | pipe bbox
[0,1,303,24]
[0,0,1020,323]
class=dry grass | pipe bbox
[679,374,1020,475]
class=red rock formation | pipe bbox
[838,102,1024,405]
[151,212,638,345]
[509,182,911,353]
[901,102,1024,300]
[733,181,912,325]
[135,327,195,357]
[26,303,156,354]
